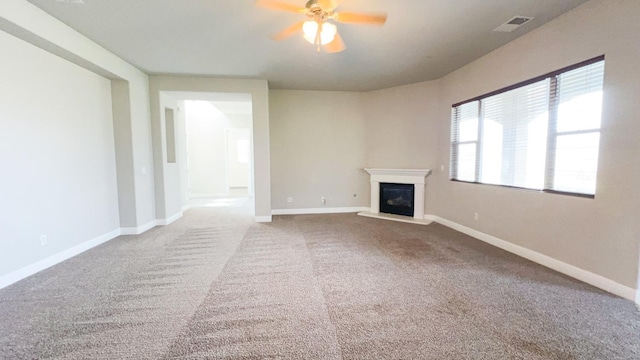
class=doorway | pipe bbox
[177,95,255,213]
[225,128,252,196]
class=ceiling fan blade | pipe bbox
[272,21,305,41]
[255,0,306,13]
[334,11,387,25]
[324,32,346,53]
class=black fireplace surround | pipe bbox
[379,183,415,217]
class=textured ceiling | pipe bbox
[28,0,589,91]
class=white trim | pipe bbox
[255,215,272,223]
[364,168,431,220]
[181,204,192,212]
[272,207,369,215]
[637,253,640,309]
[0,229,122,290]
[120,219,158,235]
[157,212,183,226]
[358,211,432,225]
[364,168,432,178]
[427,215,636,301]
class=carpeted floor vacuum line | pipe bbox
[0,208,639,359]
[0,208,255,359]
[162,216,343,359]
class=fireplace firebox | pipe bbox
[379,183,415,217]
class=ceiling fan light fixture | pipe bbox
[302,21,337,45]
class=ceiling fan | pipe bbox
[255,0,387,53]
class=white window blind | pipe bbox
[450,56,605,197]
[451,101,479,182]
[549,60,604,195]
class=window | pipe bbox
[450,56,605,197]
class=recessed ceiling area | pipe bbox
[28,0,590,91]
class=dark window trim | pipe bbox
[452,55,605,108]
[450,179,595,199]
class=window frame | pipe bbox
[450,55,605,199]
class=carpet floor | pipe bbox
[0,205,639,359]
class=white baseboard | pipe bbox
[0,211,194,290]
[157,211,183,226]
[427,215,636,301]
[636,288,640,309]
[120,219,157,235]
[272,207,369,215]
[181,204,192,212]
[0,228,122,290]
[256,215,272,222]
[120,227,137,235]
[358,211,432,226]
[120,228,139,235]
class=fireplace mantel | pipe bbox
[364,168,431,182]
[358,168,432,225]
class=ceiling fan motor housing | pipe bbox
[305,0,320,9]
[305,1,331,21]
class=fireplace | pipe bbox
[380,183,414,217]
[358,168,432,225]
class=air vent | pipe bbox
[493,16,534,32]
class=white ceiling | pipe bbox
[28,0,589,91]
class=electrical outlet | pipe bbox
[40,235,47,246]
[474,212,479,221]
[287,196,293,203]
[440,165,445,172]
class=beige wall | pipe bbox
[363,80,443,213]
[111,80,137,228]
[270,90,369,210]
[128,78,155,227]
[0,0,156,283]
[0,0,155,231]
[430,0,640,289]
[0,30,119,277]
